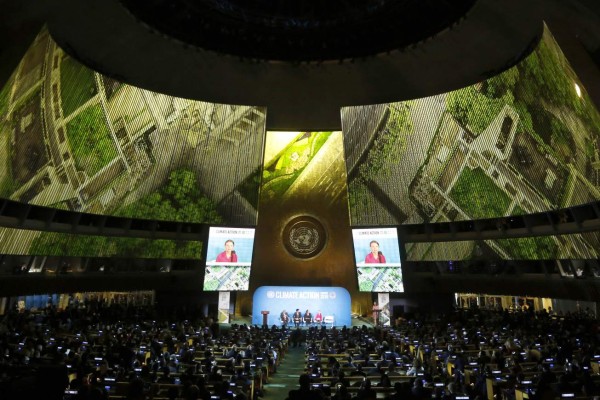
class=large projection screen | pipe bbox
[352,227,403,292]
[0,27,266,260]
[0,27,266,228]
[342,24,600,261]
[203,226,255,291]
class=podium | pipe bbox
[261,310,269,327]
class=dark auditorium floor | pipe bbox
[263,345,307,399]
[224,315,375,398]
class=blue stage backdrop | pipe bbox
[252,286,351,327]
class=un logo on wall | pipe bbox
[283,216,327,259]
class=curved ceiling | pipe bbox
[44,0,541,130]
[119,0,476,61]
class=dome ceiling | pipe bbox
[119,0,476,61]
[42,0,541,129]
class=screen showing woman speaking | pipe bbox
[352,228,403,292]
[203,227,256,291]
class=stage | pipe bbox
[226,314,375,329]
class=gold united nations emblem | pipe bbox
[282,216,326,258]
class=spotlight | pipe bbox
[574,83,582,98]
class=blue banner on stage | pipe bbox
[252,286,351,327]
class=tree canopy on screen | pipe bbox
[445,30,600,168]
[496,236,557,260]
[29,232,202,259]
[28,168,219,258]
[116,168,223,224]
[497,236,558,260]
[348,104,413,224]
[518,36,586,117]
[356,103,413,183]
[449,167,511,219]
[66,104,118,176]
[447,86,507,134]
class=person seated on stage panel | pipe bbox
[303,309,313,326]
[216,239,237,263]
[280,310,290,327]
[293,309,302,328]
[365,240,386,263]
[314,310,323,326]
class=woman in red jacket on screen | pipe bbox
[364,240,386,263]
[216,239,238,262]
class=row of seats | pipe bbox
[0,303,289,400]
[291,308,600,399]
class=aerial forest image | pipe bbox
[342,26,600,261]
[0,28,266,258]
